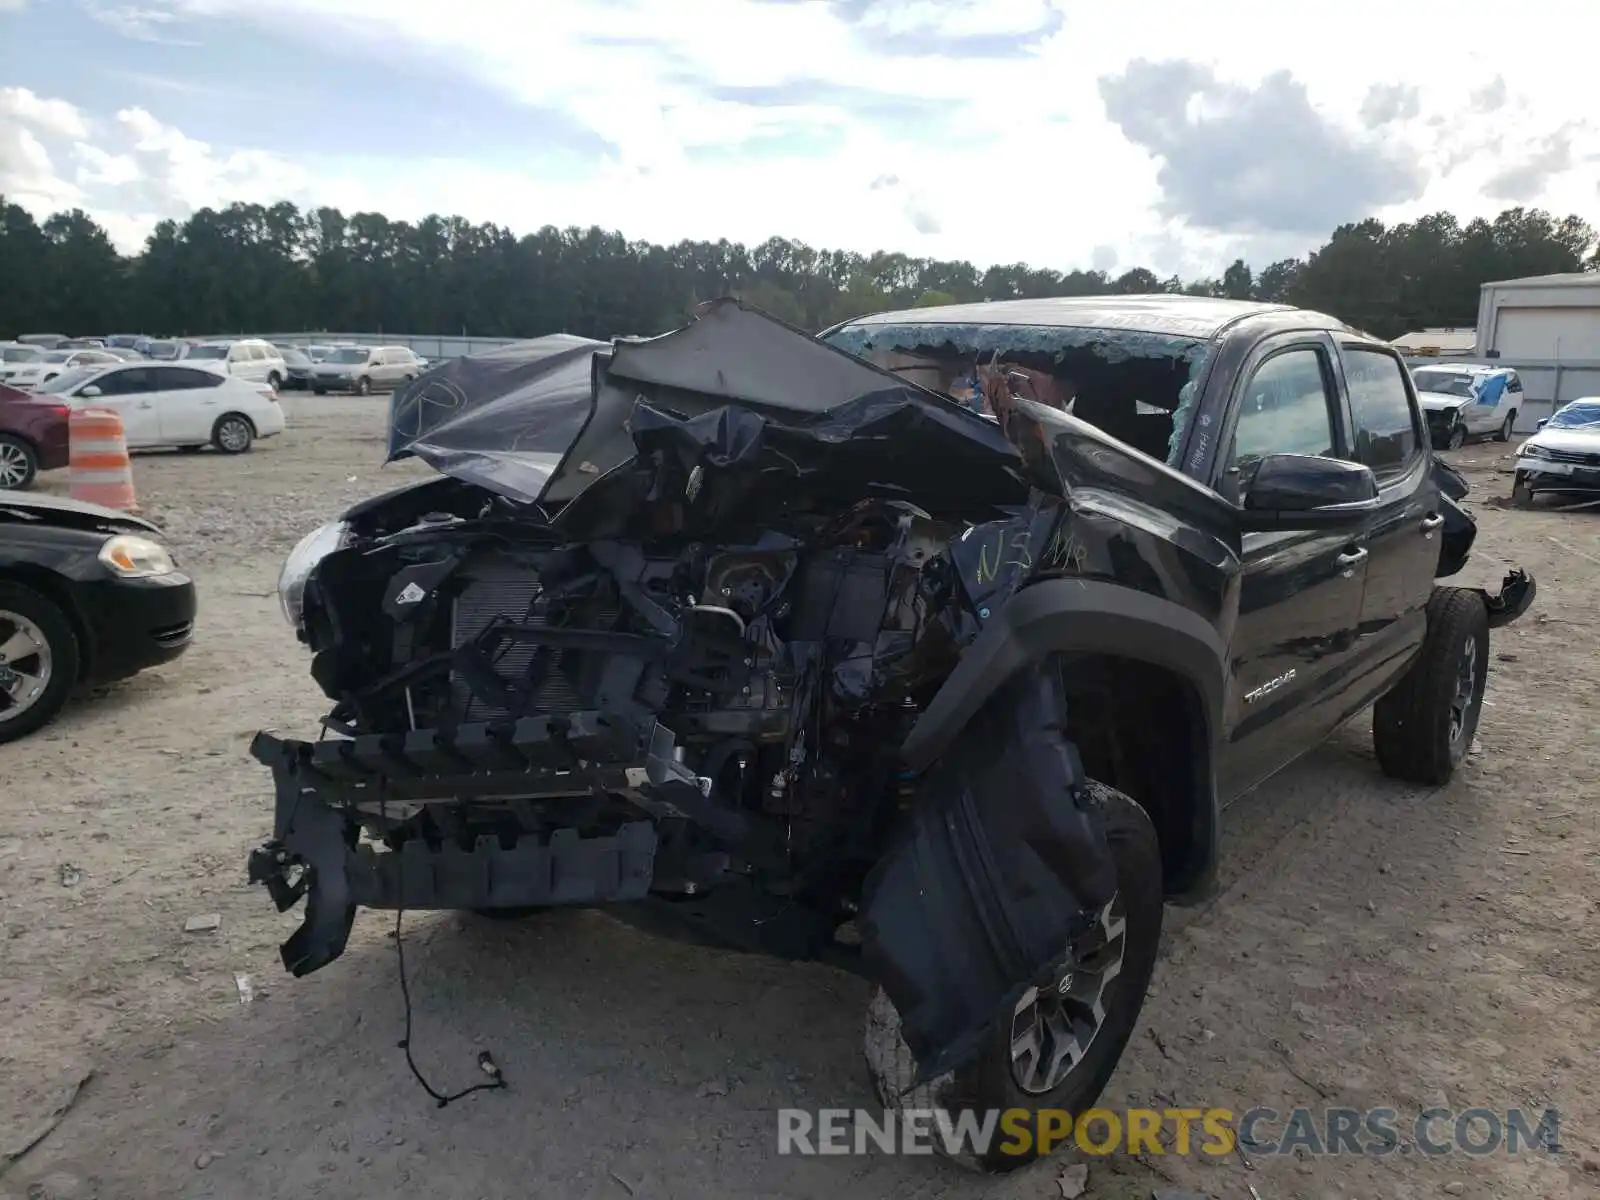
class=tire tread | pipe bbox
[1373,586,1489,785]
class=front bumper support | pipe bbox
[245,712,728,976]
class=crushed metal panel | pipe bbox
[606,298,941,413]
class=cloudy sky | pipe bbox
[1,0,1595,276]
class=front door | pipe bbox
[80,366,161,445]
[1465,370,1509,436]
[1330,342,1441,716]
[1218,336,1371,799]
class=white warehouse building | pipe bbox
[1474,272,1600,426]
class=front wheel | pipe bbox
[1373,586,1490,786]
[212,413,254,454]
[266,371,282,392]
[1446,423,1466,450]
[355,376,371,396]
[0,434,39,490]
[1511,474,1535,508]
[0,582,80,744]
[1496,411,1516,442]
[864,781,1163,1172]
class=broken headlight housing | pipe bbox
[278,520,351,631]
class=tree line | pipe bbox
[1,196,1595,343]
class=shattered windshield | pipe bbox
[1548,402,1600,429]
[821,320,1213,468]
[1412,371,1475,398]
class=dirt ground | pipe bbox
[1,397,1597,1200]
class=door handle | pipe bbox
[1420,513,1445,538]
[1334,547,1368,577]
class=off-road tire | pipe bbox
[1510,475,1535,508]
[1496,411,1517,442]
[0,434,39,490]
[863,780,1163,1173]
[0,581,80,745]
[355,376,371,396]
[212,413,254,454]
[1373,586,1490,786]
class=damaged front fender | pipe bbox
[859,662,1119,1085]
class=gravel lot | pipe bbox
[2,396,1597,1200]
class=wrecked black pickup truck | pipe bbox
[249,295,1533,1169]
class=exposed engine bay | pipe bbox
[292,484,1014,926]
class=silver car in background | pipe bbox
[309,345,420,395]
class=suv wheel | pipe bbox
[1373,586,1490,786]
[266,371,282,392]
[1496,411,1517,441]
[1511,474,1535,508]
[1446,424,1466,450]
[355,376,372,396]
[0,435,38,490]
[0,582,80,744]
[863,780,1163,1172]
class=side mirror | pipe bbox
[1240,453,1379,531]
[1536,418,1548,430]
[78,385,102,397]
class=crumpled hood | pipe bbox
[1522,426,1600,455]
[385,302,1022,509]
[1417,390,1470,411]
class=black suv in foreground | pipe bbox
[249,296,1533,1170]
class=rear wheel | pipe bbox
[0,582,79,744]
[864,780,1163,1172]
[0,435,38,490]
[266,371,282,392]
[212,413,254,454]
[1373,586,1490,786]
[1496,411,1516,441]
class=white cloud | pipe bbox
[87,3,199,42]
[7,0,1600,272]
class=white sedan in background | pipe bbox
[0,347,121,388]
[36,361,286,453]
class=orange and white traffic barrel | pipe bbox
[69,407,140,513]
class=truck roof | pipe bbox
[839,295,1311,341]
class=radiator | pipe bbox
[449,560,616,721]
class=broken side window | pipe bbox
[822,321,1213,468]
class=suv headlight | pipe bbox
[98,534,176,578]
[1522,444,1553,460]
[278,520,352,630]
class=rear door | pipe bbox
[1331,341,1440,713]
[1218,334,1371,798]
[153,366,228,442]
